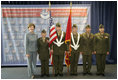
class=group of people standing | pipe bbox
[25,23,110,78]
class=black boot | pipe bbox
[59,74,63,76]
[41,74,44,77]
[88,72,92,75]
[54,74,58,77]
[83,73,87,76]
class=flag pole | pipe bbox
[49,1,51,10]
[67,1,72,75]
[49,1,54,76]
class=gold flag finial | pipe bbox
[49,1,51,8]
[70,1,72,8]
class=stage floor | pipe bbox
[1,64,117,79]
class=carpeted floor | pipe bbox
[1,64,117,79]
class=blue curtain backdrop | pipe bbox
[1,1,117,65]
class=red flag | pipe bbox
[65,9,72,44]
[65,8,72,67]
[65,52,70,67]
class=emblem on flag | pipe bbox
[40,9,50,19]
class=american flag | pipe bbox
[49,11,57,45]
[49,9,57,65]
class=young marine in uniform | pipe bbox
[67,24,81,76]
[37,30,50,77]
[80,25,94,75]
[50,23,66,76]
[94,24,110,76]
